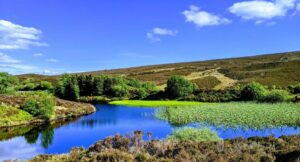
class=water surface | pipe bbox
[0,104,300,161]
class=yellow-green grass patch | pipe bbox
[0,103,33,127]
[109,100,203,107]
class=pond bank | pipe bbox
[0,94,96,128]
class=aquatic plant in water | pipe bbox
[156,102,300,129]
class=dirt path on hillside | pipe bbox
[157,68,237,90]
[186,68,238,89]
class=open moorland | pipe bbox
[18,51,300,89]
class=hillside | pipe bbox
[18,51,300,89]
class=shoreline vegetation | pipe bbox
[0,94,95,128]
[29,131,300,162]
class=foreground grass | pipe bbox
[0,103,33,127]
[29,133,300,162]
[110,100,203,107]
[157,102,300,128]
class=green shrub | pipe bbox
[22,99,40,116]
[289,83,300,94]
[167,127,221,142]
[0,72,19,94]
[241,82,267,101]
[260,90,290,103]
[36,81,53,91]
[111,85,129,97]
[21,92,55,119]
[165,76,197,99]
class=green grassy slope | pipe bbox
[18,51,300,88]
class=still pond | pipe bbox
[1,104,300,161]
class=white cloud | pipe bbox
[297,3,300,11]
[182,5,231,27]
[0,52,38,74]
[146,27,177,42]
[0,20,47,50]
[33,53,44,57]
[0,52,21,63]
[229,0,297,23]
[46,58,58,62]
[152,28,177,36]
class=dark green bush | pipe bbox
[289,83,300,94]
[55,74,80,101]
[241,82,267,101]
[165,76,197,99]
[260,90,290,103]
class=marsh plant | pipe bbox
[156,102,300,128]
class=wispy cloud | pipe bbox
[297,3,300,11]
[33,53,44,57]
[146,27,177,42]
[0,52,37,74]
[229,0,297,24]
[0,52,21,63]
[0,20,47,50]
[46,58,58,62]
[182,5,231,28]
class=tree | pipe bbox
[240,82,267,101]
[142,82,156,93]
[0,72,19,94]
[92,76,104,96]
[63,76,80,100]
[128,79,142,88]
[55,74,80,101]
[103,76,127,96]
[165,76,197,99]
[111,85,129,97]
[78,75,94,96]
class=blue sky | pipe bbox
[0,0,299,74]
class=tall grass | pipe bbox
[156,102,300,129]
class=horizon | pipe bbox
[16,50,300,76]
[1,0,300,75]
